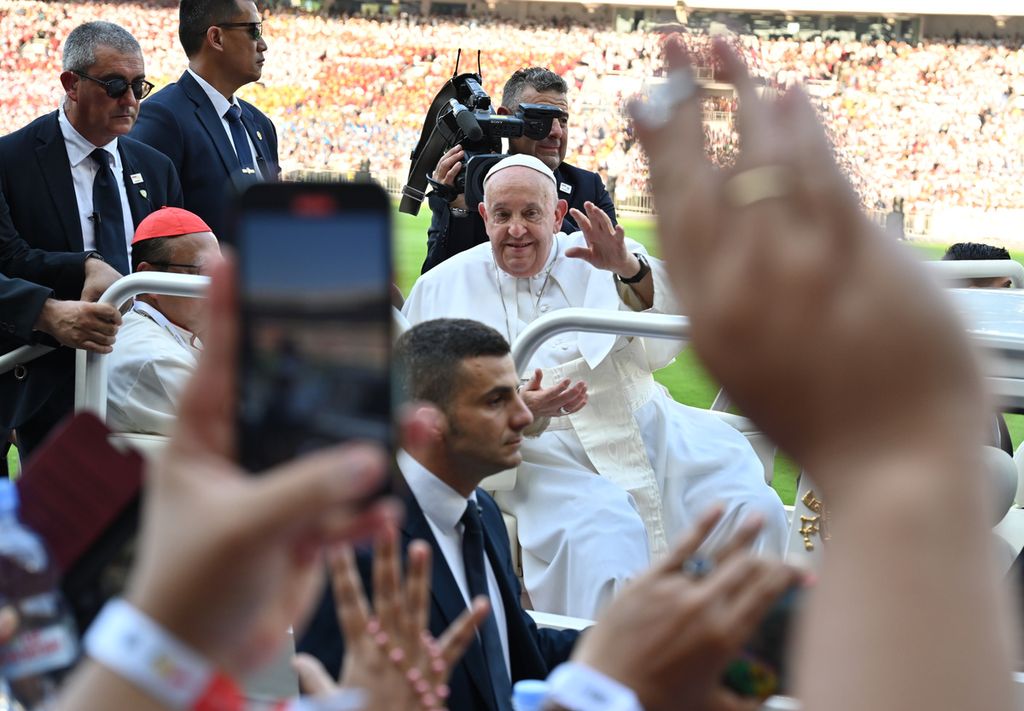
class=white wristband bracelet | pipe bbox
[84,598,214,710]
[546,662,643,711]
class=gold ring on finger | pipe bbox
[723,165,794,209]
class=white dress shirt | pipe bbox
[58,103,135,257]
[106,304,202,436]
[398,450,511,677]
[186,68,262,178]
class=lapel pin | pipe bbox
[559,182,572,194]
[256,130,263,140]
[139,189,148,199]
[130,173,144,184]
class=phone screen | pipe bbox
[233,184,392,473]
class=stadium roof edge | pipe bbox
[679,0,1022,15]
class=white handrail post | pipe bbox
[75,273,210,420]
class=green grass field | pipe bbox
[395,206,1024,505]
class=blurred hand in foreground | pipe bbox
[123,258,401,675]
[573,506,800,711]
[294,525,489,710]
[631,38,1013,711]
[631,38,988,492]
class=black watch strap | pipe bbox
[618,253,650,284]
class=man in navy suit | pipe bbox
[132,0,280,237]
[0,21,182,454]
[299,318,579,711]
[422,67,616,273]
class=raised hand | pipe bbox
[123,259,400,675]
[572,506,800,711]
[564,201,635,277]
[295,526,488,711]
[630,38,988,488]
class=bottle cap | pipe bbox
[0,478,18,514]
[512,679,549,709]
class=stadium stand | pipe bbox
[2,2,1023,238]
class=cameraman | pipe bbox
[421,67,617,273]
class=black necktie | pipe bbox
[224,105,257,176]
[461,501,513,711]
[89,149,129,275]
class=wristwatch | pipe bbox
[617,253,650,284]
[85,251,106,262]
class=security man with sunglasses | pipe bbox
[132,0,280,238]
[0,20,183,456]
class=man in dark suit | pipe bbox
[132,0,280,237]
[299,318,579,711]
[422,67,616,273]
[0,21,182,454]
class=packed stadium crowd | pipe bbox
[2,1,1024,709]
[2,1,1024,213]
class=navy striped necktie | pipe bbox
[224,104,256,176]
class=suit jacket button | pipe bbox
[13,364,27,381]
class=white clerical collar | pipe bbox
[186,68,239,119]
[398,450,478,533]
[57,102,119,169]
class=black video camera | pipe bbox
[401,72,566,215]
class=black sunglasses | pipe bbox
[215,21,263,40]
[74,71,154,100]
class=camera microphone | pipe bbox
[449,99,483,142]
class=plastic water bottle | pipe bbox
[0,480,79,709]
[512,679,550,711]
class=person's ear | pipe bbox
[206,26,225,52]
[999,278,1013,289]
[478,200,489,221]
[135,261,155,273]
[60,71,80,101]
[496,105,512,116]
[554,198,568,226]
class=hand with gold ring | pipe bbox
[629,38,985,487]
[630,36,1002,711]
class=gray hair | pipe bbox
[62,22,141,73]
[501,67,568,111]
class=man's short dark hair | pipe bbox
[501,67,568,111]
[395,319,511,410]
[179,0,243,57]
[943,242,1011,261]
[131,236,176,272]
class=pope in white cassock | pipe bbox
[403,154,787,618]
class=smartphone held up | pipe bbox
[228,182,393,476]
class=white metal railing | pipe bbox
[927,259,1024,288]
[76,272,210,420]
[0,343,55,377]
[512,308,688,374]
